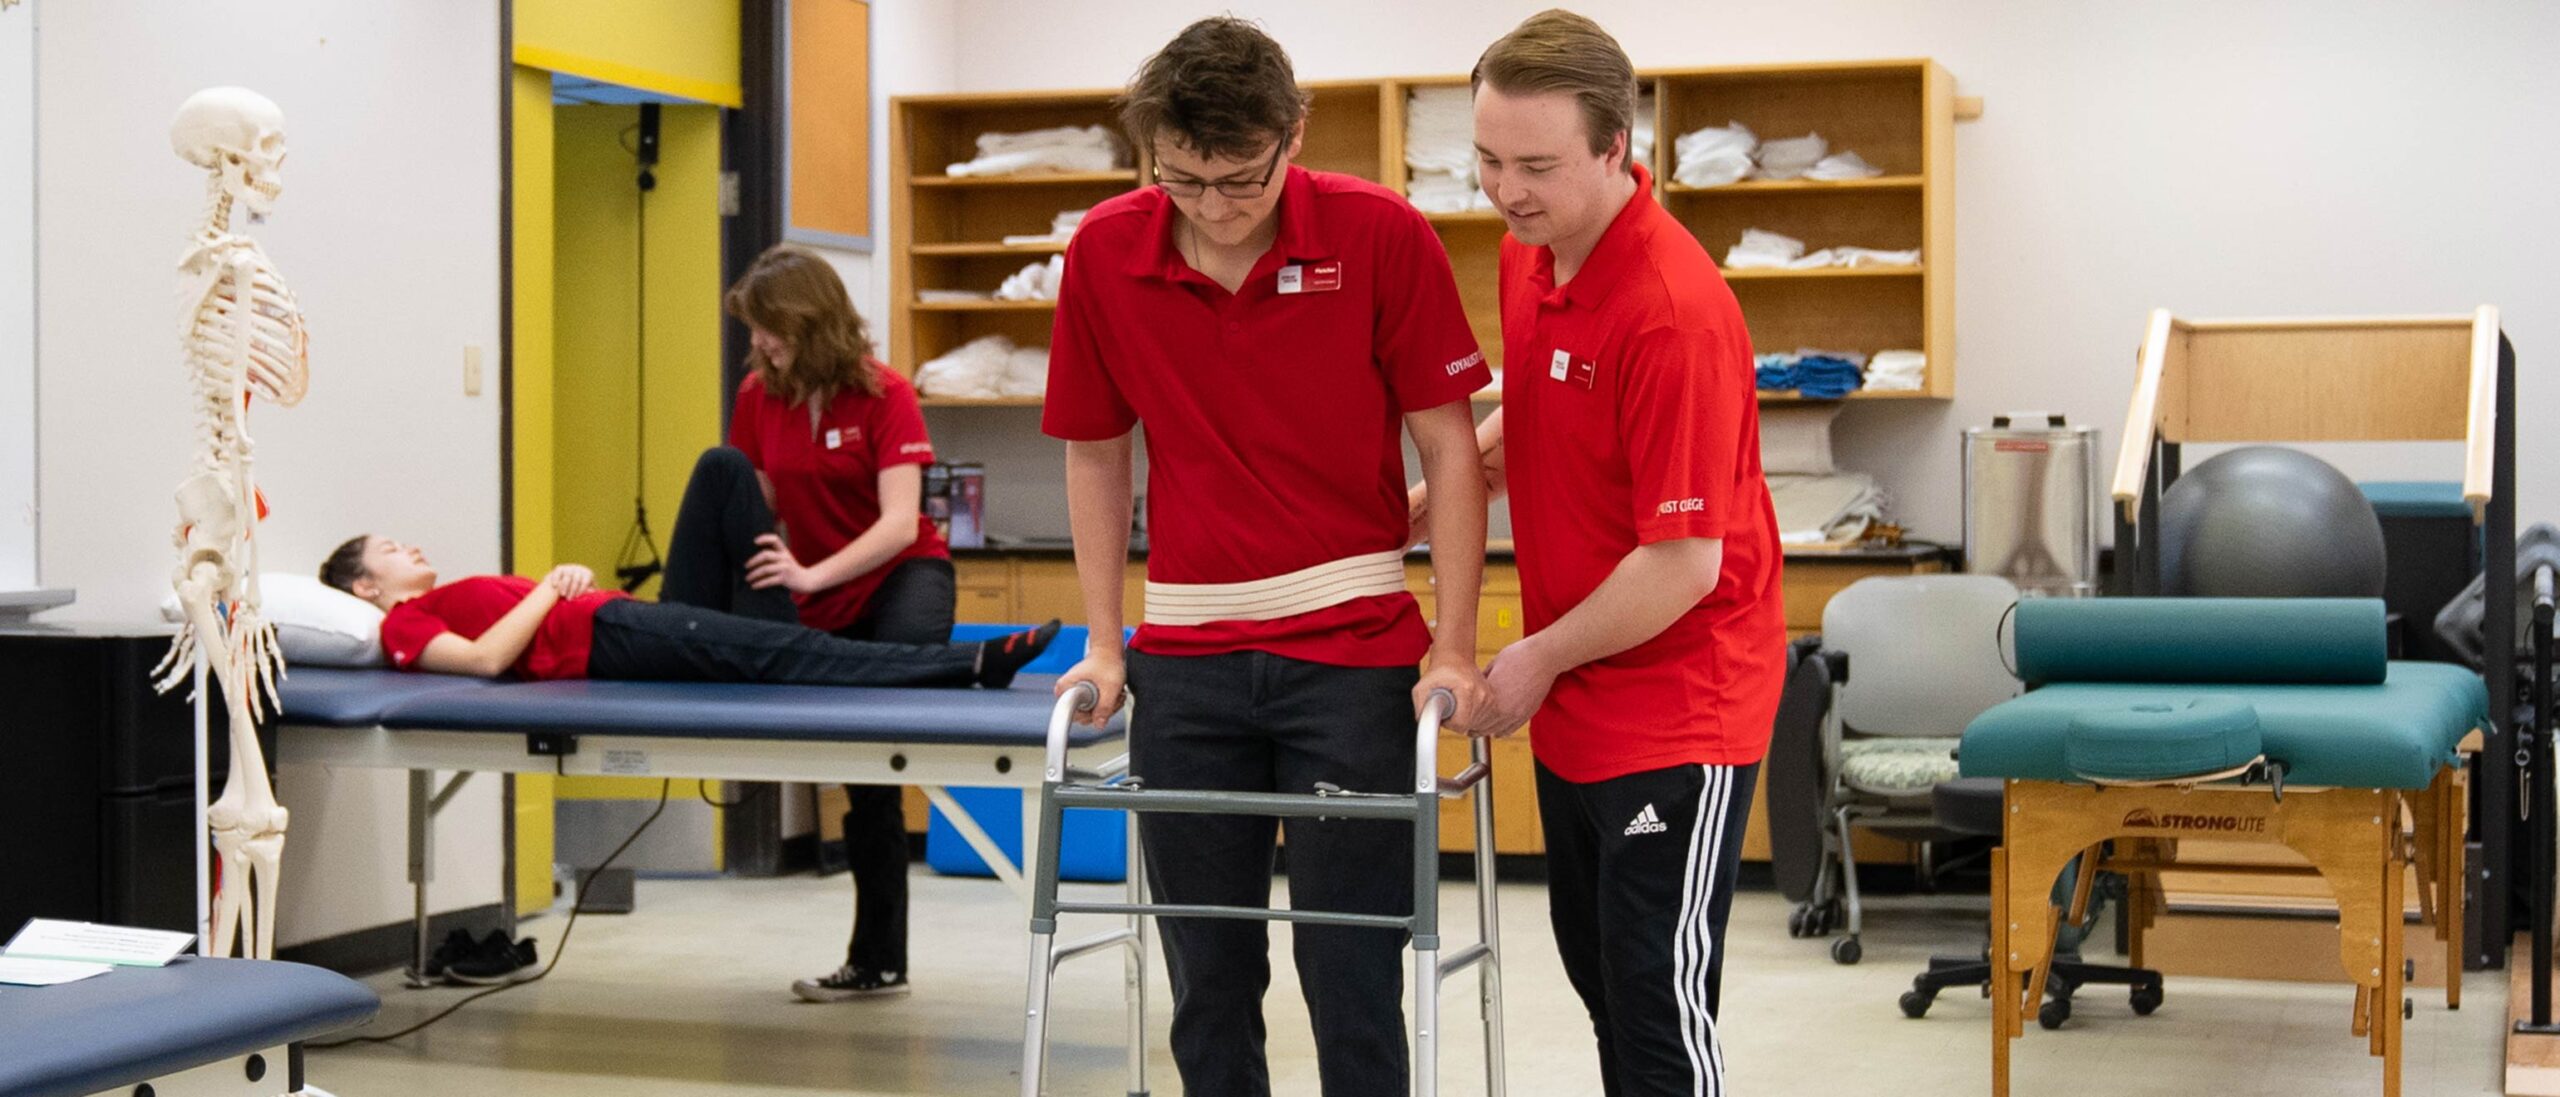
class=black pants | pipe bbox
[829,556,953,974]
[1537,759,1758,1097]
[661,446,959,974]
[583,599,973,686]
[1127,649,1419,1097]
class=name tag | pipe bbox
[1549,348,1572,381]
[1277,260,1343,295]
[824,428,843,450]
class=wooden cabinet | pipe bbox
[892,61,1962,409]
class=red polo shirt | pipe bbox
[1500,163,1786,780]
[381,575,629,680]
[730,365,948,634]
[1043,166,1488,666]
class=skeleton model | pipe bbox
[150,87,309,961]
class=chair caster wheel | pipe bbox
[1899,988,1935,1018]
[1832,936,1862,965]
[2038,996,2071,1030]
[2130,985,2164,1016]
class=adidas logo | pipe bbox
[1624,803,1668,836]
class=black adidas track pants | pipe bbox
[1536,759,1759,1097]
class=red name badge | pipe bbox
[1571,359,1596,388]
[1304,260,1343,293]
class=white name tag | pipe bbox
[1276,265,1304,294]
[824,428,843,450]
[1549,348,1572,381]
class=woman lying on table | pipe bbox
[318,534,1056,689]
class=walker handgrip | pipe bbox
[1414,688,1461,793]
[1044,681,1104,783]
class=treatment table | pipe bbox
[272,667,1127,983]
[0,956,378,1097]
[1960,598,2485,1097]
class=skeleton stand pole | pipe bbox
[193,654,212,953]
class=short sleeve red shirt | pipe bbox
[729,364,949,633]
[1042,167,1488,666]
[1499,164,1787,781]
[380,575,629,680]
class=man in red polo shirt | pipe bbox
[1459,12,1784,1096]
[1042,17,1492,1096]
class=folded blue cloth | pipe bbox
[1792,354,1865,399]
[1755,353,1798,390]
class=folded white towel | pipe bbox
[1723,227,1807,269]
[993,256,1065,302]
[1806,150,1883,181]
[947,126,1125,177]
[1832,247,1921,268]
[1673,121,1756,188]
[1752,132,1828,180]
[1863,349,1926,392]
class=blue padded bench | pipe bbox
[0,956,377,1097]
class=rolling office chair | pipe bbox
[1766,575,2162,1026]
[1768,574,2023,965]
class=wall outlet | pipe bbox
[463,345,483,396]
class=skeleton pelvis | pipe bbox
[175,471,241,544]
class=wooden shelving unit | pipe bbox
[889,58,1960,400]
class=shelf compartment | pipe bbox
[1728,275,1926,369]
[1656,64,1926,180]
[1303,81,1389,183]
[1672,188,1922,265]
[1664,174,1923,194]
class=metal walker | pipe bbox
[1019,685,1508,1096]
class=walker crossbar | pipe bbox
[1018,685,1509,1097]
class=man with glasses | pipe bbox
[1042,16,1492,1096]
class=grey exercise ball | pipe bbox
[2157,446,2387,598]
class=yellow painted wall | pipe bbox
[516,0,743,107]
[509,65,559,918]
[547,102,728,854]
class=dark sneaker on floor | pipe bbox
[420,927,477,981]
[446,931,539,985]
[976,619,1061,689]
[792,964,911,1002]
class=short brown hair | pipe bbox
[1118,16,1309,161]
[1471,10,1639,167]
[320,534,371,595]
[723,244,882,405]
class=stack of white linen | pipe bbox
[1862,350,1926,392]
[1672,121,1755,188]
[946,126,1127,178]
[1001,208,1088,247]
[993,256,1066,302]
[1767,472,1889,546]
[914,334,1052,399]
[1723,227,1920,271]
[1405,86,1491,213]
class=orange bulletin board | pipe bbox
[787,0,872,249]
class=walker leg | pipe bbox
[1472,760,1507,1097]
[1021,930,1056,1097]
[1414,945,1439,1097]
[1124,809,1149,1096]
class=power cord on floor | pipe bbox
[310,780,673,1048]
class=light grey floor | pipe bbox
[306,872,2509,1095]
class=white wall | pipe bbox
[36,0,506,946]
[1,1,35,589]
[933,0,2560,544]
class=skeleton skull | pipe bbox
[171,87,287,215]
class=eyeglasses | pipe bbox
[1153,144,1286,200]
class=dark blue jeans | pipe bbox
[1127,649,1420,1097]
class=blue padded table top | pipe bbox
[1961,661,2487,791]
[277,666,498,725]
[0,956,378,1097]
[279,668,1124,749]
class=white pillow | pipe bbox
[159,573,387,667]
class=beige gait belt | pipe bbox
[1142,550,1409,627]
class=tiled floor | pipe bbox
[306,872,2509,1095]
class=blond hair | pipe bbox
[723,244,883,405]
[1471,10,1639,168]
